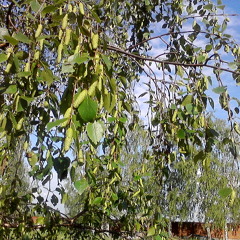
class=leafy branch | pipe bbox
[107,45,240,76]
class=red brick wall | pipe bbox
[171,222,240,239]
[172,222,207,237]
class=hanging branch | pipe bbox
[107,45,240,76]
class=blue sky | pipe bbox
[224,1,240,12]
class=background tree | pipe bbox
[0,0,240,239]
[159,117,240,235]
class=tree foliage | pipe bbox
[0,0,240,238]
[159,118,240,230]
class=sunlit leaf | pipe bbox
[92,197,103,205]
[74,179,89,195]
[47,118,68,131]
[0,54,8,63]
[147,226,155,236]
[219,188,232,198]
[86,121,104,145]
[4,85,17,94]
[68,53,90,64]
[31,0,41,12]
[3,35,18,45]
[182,95,193,106]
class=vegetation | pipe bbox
[0,0,240,239]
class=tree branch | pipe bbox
[182,13,239,20]
[6,2,17,32]
[107,45,240,76]
[1,222,143,239]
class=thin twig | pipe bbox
[182,13,239,20]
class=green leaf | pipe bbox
[70,166,76,182]
[15,51,28,60]
[74,179,89,195]
[181,95,193,106]
[205,44,212,52]
[219,188,232,198]
[185,104,193,114]
[35,216,45,225]
[13,33,31,44]
[42,5,57,15]
[197,54,206,63]
[3,35,19,45]
[21,95,34,103]
[228,62,237,69]
[37,35,56,40]
[102,55,112,70]
[92,197,103,205]
[17,72,31,77]
[203,4,213,10]
[28,152,38,167]
[68,53,89,64]
[111,193,118,201]
[194,150,206,163]
[217,5,225,10]
[78,96,97,122]
[47,118,68,131]
[31,0,41,12]
[147,226,155,236]
[4,85,17,94]
[107,117,116,123]
[0,54,8,63]
[86,121,104,145]
[62,64,74,73]
[119,117,127,123]
[145,0,150,5]
[41,69,54,85]
[212,86,226,94]
[177,65,184,77]
[91,10,101,23]
[177,129,185,139]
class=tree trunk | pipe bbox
[206,226,212,240]
[224,224,228,240]
[168,220,172,238]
